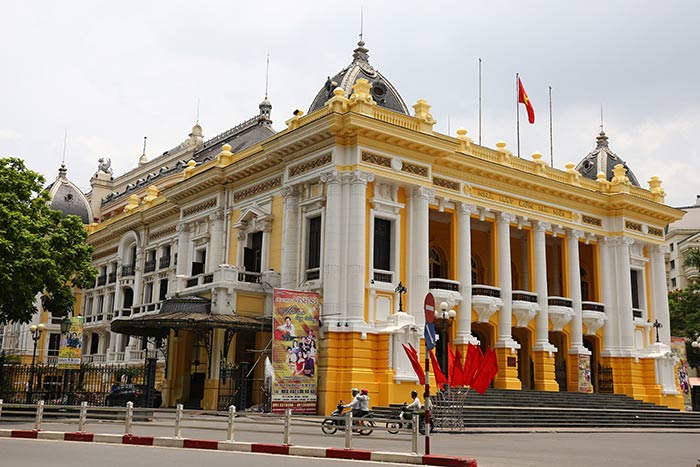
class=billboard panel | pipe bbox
[58,316,83,370]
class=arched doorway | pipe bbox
[583,336,600,392]
[471,323,493,354]
[549,331,568,391]
[512,327,533,390]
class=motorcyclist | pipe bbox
[344,387,370,419]
[400,390,423,421]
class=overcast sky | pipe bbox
[1,1,699,208]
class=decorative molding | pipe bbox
[648,226,663,237]
[92,246,118,260]
[625,220,643,232]
[183,199,217,217]
[361,150,392,168]
[432,176,460,192]
[401,161,429,177]
[289,153,332,177]
[581,215,602,227]
[234,176,282,202]
[150,225,177,241]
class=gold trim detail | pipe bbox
[625,220,643,232]
[582,215,602,227]
[289,153,332,177]
[402,161,428,177]
[433,176,460,191]
[361,151,392,168]
[473,187,573,220]
[183,199,217,217]
[234,176,283,202]
[648,226,663,237]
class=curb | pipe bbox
[0,429,477,466]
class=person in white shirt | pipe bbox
[344,387,370,418]
[401,390,422,420]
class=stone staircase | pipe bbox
[372,389,700,429]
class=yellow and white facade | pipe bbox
[79,41,685,412]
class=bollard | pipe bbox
[226,405,236,442]
[34,400,44,431]
[125,401,133,435]
[283,408,291,445]
[78,401,88,432]
[411,413,419,454]
[174,404,183,438]
[0,399,3,421]
[344,410,352,449]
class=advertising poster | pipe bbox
[271,289,319,414]
[670,336,691,410]
[577,354,593,393]
[58,316,83,370]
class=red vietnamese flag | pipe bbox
[462,344,482,387]
[518,76,535,124]
[471,347,499,395]
[429,349,448,388]
[403,344,425,385]
[452,345,466,387]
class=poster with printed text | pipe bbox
[58,316,84,370]
[271,289,319,414]
[577,354,593,393]
[670,336,692,410]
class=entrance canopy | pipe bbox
[111,296,270,338]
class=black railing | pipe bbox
[97,275,107,286]
[512,291,538,303]
[372,271,392,283]
[582,302,605,313]
[144,260,156,273]
[429,279,459,291]
[159,256,171,269]
[186,277,199,288]
[306,268,320,281]
[472,286,501,298]
[548,297,573,307]
[121,264,135,277]
[632,309,643,319]
[203,274,214,284]
[598,363,614,394]
[108,272,117,283]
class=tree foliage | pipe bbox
[0,157,96,324]
[683,247,700,271]
[668,278,700,369]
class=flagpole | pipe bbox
[478,58,482,145]
[549,85,553,167]
[424,347,431,455]
[516,73,521,158]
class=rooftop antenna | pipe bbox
[142,136,147,156]
[265,53,270,99]
[195,98,200,125]
[359,6,364,42]
[61,128,68,165]
[600,104,604,133]
[447,114,451,135]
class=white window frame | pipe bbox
[300,209,324,284]
[369,210,401,285]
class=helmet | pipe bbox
[361,388,368,395]
[351,388,359,395]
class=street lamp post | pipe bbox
[60,313,73,404]
[395,282,407,312]
[437,302,456,375]
[26,323,45,404]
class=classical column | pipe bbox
[650,245,671,345]
[408,186,434,329]
[455,202,477,344]
[496,212,517,348]
[567,229,586,353]
[617,237,636,354]
[533,221,554,350]
[281,185,301,289]
[600,237,619,355]
[321,171,343,321]
[133,245,144,307]
[260,219,272,273]
[175,223,190,277]
[208,208,225,269]
[346,170,374,324]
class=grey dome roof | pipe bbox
[47,164,92,224]
[575,131,640,187]
[308,41,409,115]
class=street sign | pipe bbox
[424,322,436,350]
[424,293,435,323]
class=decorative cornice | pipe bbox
[361,150,392,168]
[402,161,429,177]
[150,225,177,241]
[433,176,460,192]
[288,153,332,178]
[183,198,217,217]
[581,215,602,227]
[233,176,282,202]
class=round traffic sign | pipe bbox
[424,293,435,323]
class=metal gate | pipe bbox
[555,360,567,391]
[598,363,614,394]
[217,362,251,411]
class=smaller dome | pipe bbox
[47,164,92,224]
[575,131,640,187]
[190,124,203,137]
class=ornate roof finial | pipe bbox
[58,128,68,178]
[139,136,148,166]
[353,9,369,63]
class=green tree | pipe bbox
[668,280,700,369]
[683,247,700,271]
[0,157,96,324]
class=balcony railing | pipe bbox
[97,275,107,286]
[132,302,161,315]
[108,272,117,283]
[144,260,156,273]
[633,308,644,319]
[472,285,501,298]
[372,269,393,284]
[306,268,321,281]
[512,290,538,303]
[121,264,135,277]
[159,256,171,269]
[548,296,573,307]
[429,278,460,292]
[582,301,605,313]
[238,271,261,283]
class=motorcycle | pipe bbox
[321,401,375,436]
[386,404,425,435]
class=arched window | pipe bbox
[471,255,485,284]
[580,268,589,301]
[429,247,446,279]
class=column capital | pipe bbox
[281,185,301,199]
[320,170,342,184]
[568,228,585,239]
[412,186,436,201]
[620,237,635,247]
[534,221,551,232]
[209,208,224,222]
[237,230,247,241]
[457,202,478,215]
[651,244,667,255]
[349,170,375,185]
[498,212,516,225]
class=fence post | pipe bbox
[174,404,183,438]
[125,401,133,435]
[226,405,236,442]
[283,408,291,445]
[411,413,419,454]
[34,400,44,431]
[78,401,88,432]
[344,411,352,449]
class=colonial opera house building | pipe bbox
[74,40,684,412]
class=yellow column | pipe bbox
[493,347,521,390]
[532,350,558,391]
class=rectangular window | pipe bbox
[670,260,675,270]
[144,282,154,304]
[671,277,677,289]
[244,231,263,273]
[373,218,392,272]
[306,216,322,280]
[192,248,206,275]
[670,243,674,252]
[48,334,61,357]
[630,270,640,310]
[159,278,169,301]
